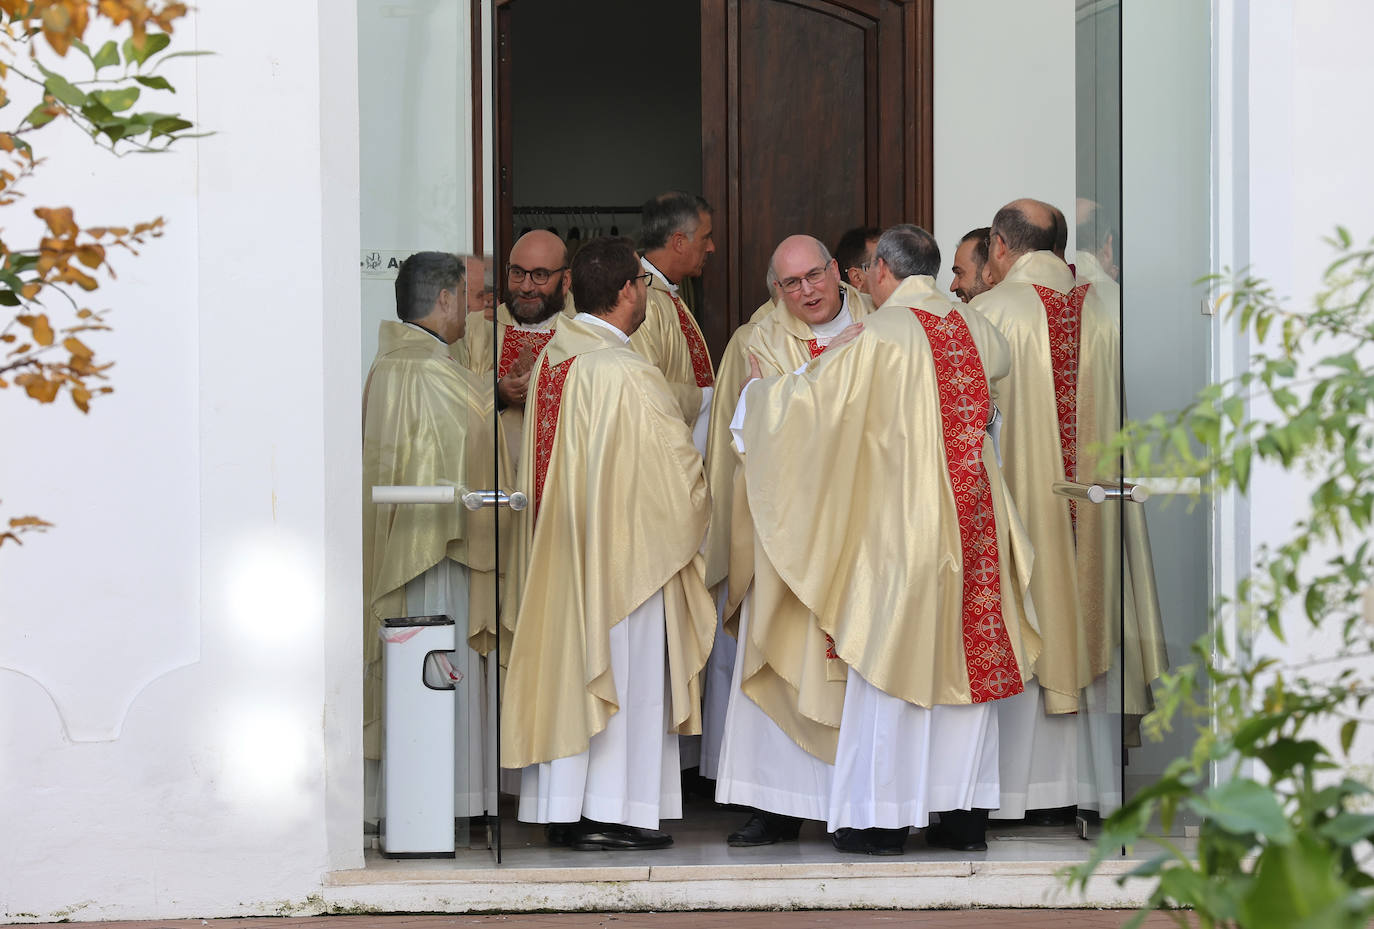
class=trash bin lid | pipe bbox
[382,614,455,627]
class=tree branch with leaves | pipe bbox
[0,0,203,548]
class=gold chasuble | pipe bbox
[500,315,717,769]
[460,295,576,473]
[971,250,1165,715]
[362,320,499,760]
[737,275,1041,763]
[702,298,776,600]
[1073,251,1169,721]
[629,273,715,426]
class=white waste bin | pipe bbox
[380,615,457,858]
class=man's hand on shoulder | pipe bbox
[739,352,762,400]
[823,322,864,353]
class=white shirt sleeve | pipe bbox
[730,381,757,454]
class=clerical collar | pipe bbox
[576,311,630,343]
[401,319,448,344]
[809,289,853,340]
[640,256,679,294]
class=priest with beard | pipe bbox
[727,224,1040,854]
[501,236,716,850]
[461,229,575,471]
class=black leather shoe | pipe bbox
[831,826,907,856]
[569,821,673,851]
[727,810,803,847]
[545,822,574,846]
[923,821,988,852]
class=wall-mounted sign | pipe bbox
[361,250,417,280]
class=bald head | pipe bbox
[768,234,842,327]
[505,229,570,325]
[986,198,1057,285]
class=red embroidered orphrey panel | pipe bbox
[531,355,576,524]
[1033,283,1091,529]
[803,338,841,662]
[498,325,556,379]
[669,293,715,388]
[912,308,1023,702]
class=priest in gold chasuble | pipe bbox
[714,236,876,847]
[972,198,1166,821]
[698,295,776,783]
[459,230,575,475]
[362,252,499,820]
[729,226,1040,855]
[501,237,716,851]
[628,192,717,452]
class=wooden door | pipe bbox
[699,0,932,356]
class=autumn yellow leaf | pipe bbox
[16,372,61,402]
[0,133,13,153]
[63,335,93,360]
[20,281,40,299]
[75,244,104,269]
[9,515,55,529]
[35,206,78,237]
[16,313,54,345]
[0,531,22,547]
[0,333,14,342]
[77,308,93,318]
[7,341,32,356]
[70,385,91,412]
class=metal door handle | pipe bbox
[462,490,528,511]
[1052,480,1150,504]
[370,485,528,512]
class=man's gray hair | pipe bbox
[639,191,712,251]
[766,237,834,292]
[395,251,464,322]
[874,224,941,280]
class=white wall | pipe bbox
[1241,0,1374,772]
[0,1,362,919]
[933,0,1076,287]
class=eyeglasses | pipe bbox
[849,259,874,273]
[631,271,654,286]
[507,264,567,285]
[777,264,831,294]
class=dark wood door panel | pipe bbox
[701,0,931,358]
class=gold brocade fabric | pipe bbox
[737,276,1041,763]
[971,250,1166,714]
[361,321,499,760]
[629,277,713,425]
[459,296,575,477]
[499,315,717,769]
[702,298,776,596]
[1074,251,1169,716]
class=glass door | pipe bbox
[358,0,504,864]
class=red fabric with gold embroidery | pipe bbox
[912,308,1023,702]
[1033,283,1090,529]
[498,326,555,379]
[531,356,575,524]
[669,293,714,388]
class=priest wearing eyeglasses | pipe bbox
[460,229,576,470]
[714,234,874,847]
[501,236,716,851]
[725,225,1040,855]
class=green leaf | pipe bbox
[1188,778,1294,843]
[92,87,141,113]
[0,290,20,306]
[43,73,87,107]
[1340,719,1357,756]
[1317,812,1374,846]
[1235,442,1253,491]
[123,32,171,68]
[93,40,120,71]
[1255,738,1325,780]
[24,102,57,129]
[1235,837,1359,929]
[133,74,175,92]
[151,116,193,137]
[1233,714,1284,750]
